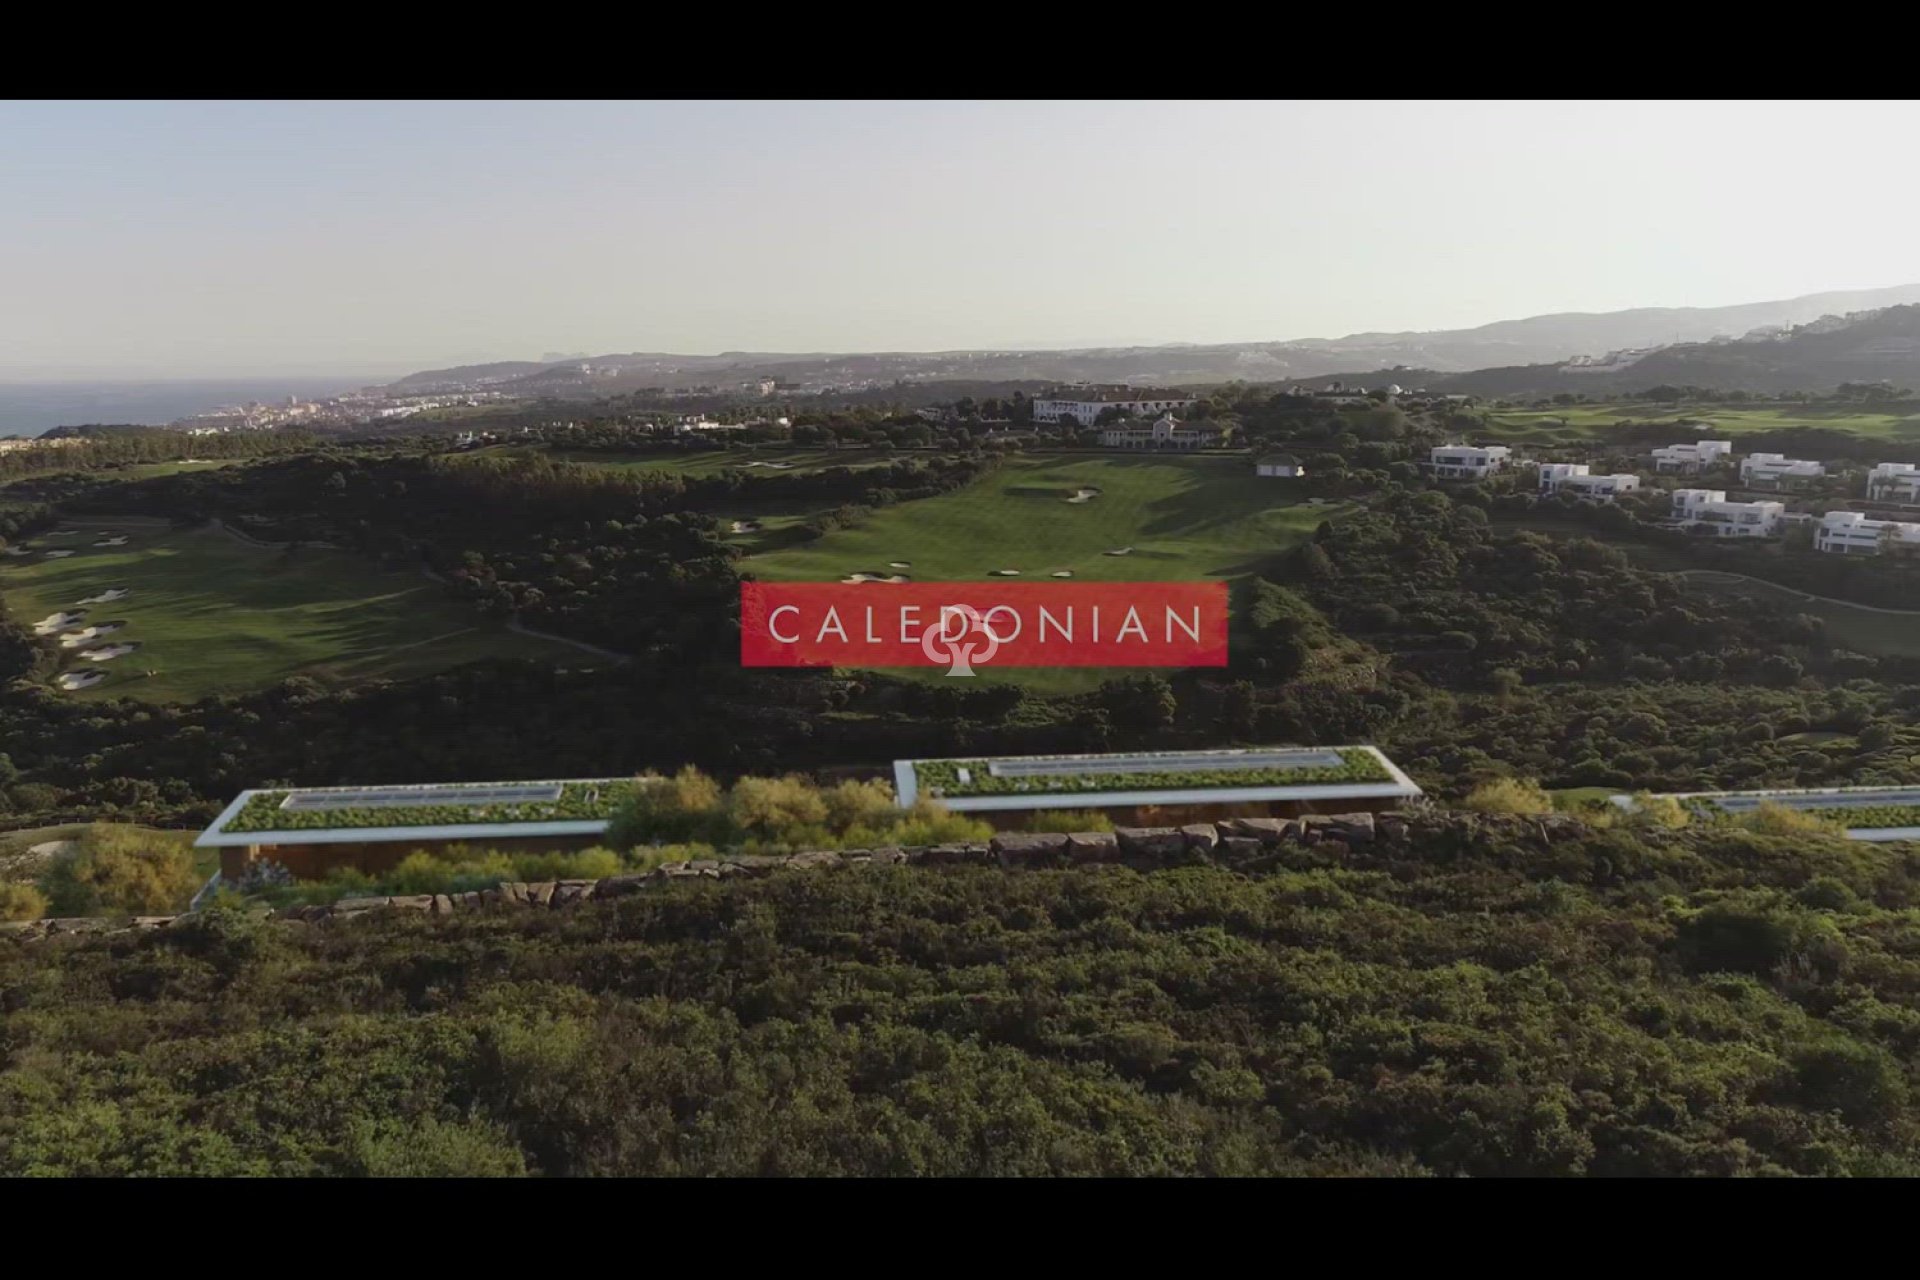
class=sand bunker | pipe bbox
[59,623,124,648]
[888,561,911,569]
[1103,546,1134,557]
[92,536,129,547]
[80,643,140,663]
[78,588,130,604]
[1050,570,1074,578]
[743,461,796,470]
[32,611,85,635]
[42,550,75,559]
[1064,488,1102,504]
[840,572,910,584]
[729,520,762,534]
[989,569,1022,577]
[58,670,106,691]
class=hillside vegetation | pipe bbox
[4,815,1918,1176]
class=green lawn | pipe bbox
[1671,568,1920,657]
[0,516,571,702]
[744,454,1345,690]
[1482,402,1920,444]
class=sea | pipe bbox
[0,378,379,437]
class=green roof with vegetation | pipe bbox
[914,748,1392,799]
[222,782,646,834]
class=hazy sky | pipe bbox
[7,99,1920,379]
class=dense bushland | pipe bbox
[4,817,1919,1175]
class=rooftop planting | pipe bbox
[914,748,1394,799]
[220,781,647,834]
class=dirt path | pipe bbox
[1672,569,1920,617]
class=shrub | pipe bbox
[1733,803,1845,838]
[604,767,729,848]
[0,880,47,921]
[39,825,198,916]
[1461,777,1554,816]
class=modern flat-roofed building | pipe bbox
[1033,386,1197,427]
[893,745,1423,829]
[195,777,642,881]
[1651,440,1733,473]
[1612,785,1920,842]
[1867,462,1920,501]
[1740,452,1824,487]
[1428,444,1512,480]
[1671,489,1784,536]
[1815,509,1920,555]
[1540,463,1640,501]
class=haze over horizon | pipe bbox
[8,100,1920,380]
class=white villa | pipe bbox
[1651,440,1734,473]
[1670,489,1785,537]
[1740,453,1824,487]
[1815,510,1920,555]
[1034,387,1196,427]
[1867,462,1920,502]
[1538,463,1640,501]
[1101,412,1229,451]
[1428,444,1512,480]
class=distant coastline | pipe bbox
[0,378,374,437]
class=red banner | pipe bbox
[741,581,1229,671]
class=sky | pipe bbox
[6,99,1920,380]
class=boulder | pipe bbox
[1116,827,1187,862]
[335,896,388,914]
[1219,817,1290,843]
[912,842,994,867]
[991,832,1070,868]
[1181,824,1220,852]
[1324,813,1376,844]
[592,874,654,900]
[129,916,175,930]
[524,881,556,906]
[552,880,594,904]
[431,894,456,915]
[1064,831,1121,863]
[868,847,909,865]
[1217,836,1265,864]
[386,895,434,912]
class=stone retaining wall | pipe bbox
[0,810,1596,941]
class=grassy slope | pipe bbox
[0,516,566,703]
[745,454,1345,691]
[1482,402,1920,445]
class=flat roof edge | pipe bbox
[896,745,1421,811]
[196,818,614,848]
